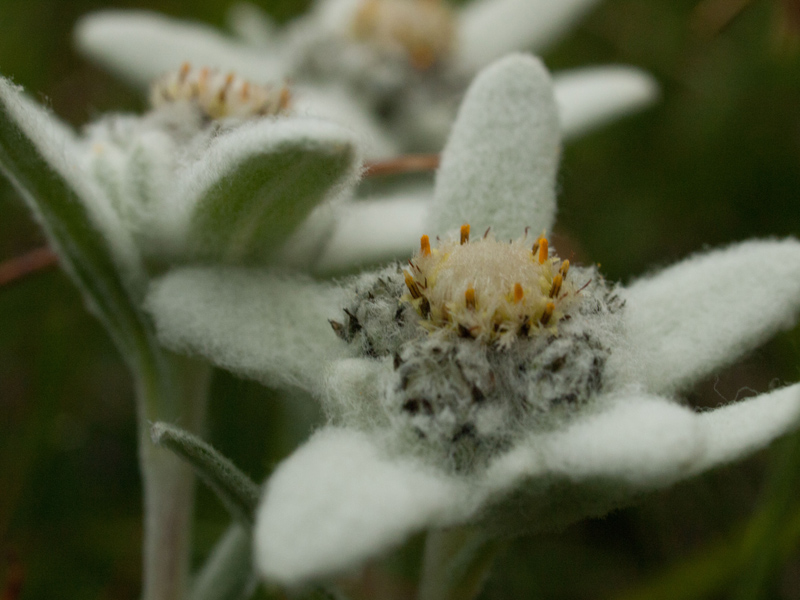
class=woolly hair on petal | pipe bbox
[554,66,659,140]
[457,0,602,72]
[226,2,278,48]
[485,394,702,492]
[689,383,800,476]
[0,78,143,286]
[146,267,352,394]
[74,10,286,89]
[290,83,400,159]
[471,394,704,537]
[176,117,361,265]
[316,193,429,274]
[430,54,560,240]
[254,428,477,585]
[0,78,155,358]
[611,239,800,395]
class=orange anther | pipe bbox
[559,259,570,278]
[198,67,210,93]
[549,273,563,298]
[241,81,250,100]
[540,302,555,325]
[513,283,524,304]
[460,224,470,245]
[279,86,291,110]
[219,73,234,101]
[537,237,548,264]
[179,62,191,81]
[404,271,422,299]
[465,287,476,309]
[420,235,431,256]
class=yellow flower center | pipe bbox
[403,225,580,345]
[351,0,456,70]
[150,63,291,120]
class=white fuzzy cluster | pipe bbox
[288,0,465,132]
[350,0,456,71]
[150,63,291,121]
[332,235,625,470]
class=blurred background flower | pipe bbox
[2,0,800,598]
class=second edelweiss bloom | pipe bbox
[147,56,800,585]
[76,0,659,150]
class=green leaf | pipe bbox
[184,119,359,264]
[191,523,255,600]
[151,422,260,524]
[0,77,153,364]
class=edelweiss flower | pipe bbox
[75,0,659,151]
[0,64,361,600]
[146,56,800,585]
[0,65,362,299]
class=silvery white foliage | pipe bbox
[0,75,364,293]
[146,55,800,585]
[75,0,659,151]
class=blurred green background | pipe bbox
[2,0,800,598]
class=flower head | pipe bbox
[0,64,362,286]
[349,0,456,70]
[146,55,800,585]
[75,0,659,151]
[150,62,292,120]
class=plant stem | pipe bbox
[418,526,504,600]
[136,351,212,600]
[190,523,255,600]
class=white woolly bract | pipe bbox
[316,192,429,273]
[255,427,479,586]
[554,66,659,140]
[431,55,560,241]
[146,267,354,394]
[290,83,400,158]
[174,116,362,259]
[254,384,800,583]
[0,78,147,294]
[611,238,800,395]
[226,2,278,48]
[456,0,602,72]
[75,10,287,88]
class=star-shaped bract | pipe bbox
[146,55,800,586]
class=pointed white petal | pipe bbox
[689,383,800,475]
[554,66,659,140]
[0,78,152,359]
[457,0,601,72]
[612,239,800,395]
[227,2,277,48]
[487,394,701,491]
[75,11,286,89]
[476,393,703,533]
[316,193,429,274]
[177,118,360,265]
[146,267,352,393]
[431,54,559,239]
[292,84,400,159]
[255,428,476,585]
